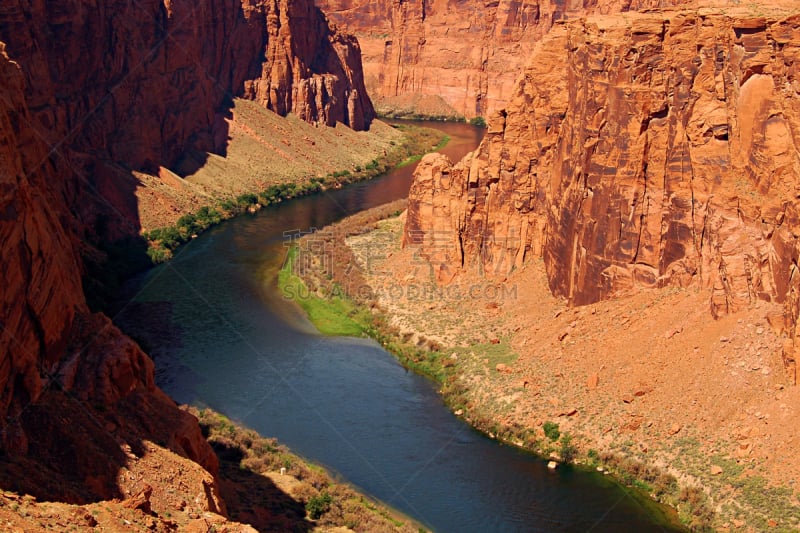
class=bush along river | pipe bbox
[116,121,685,532]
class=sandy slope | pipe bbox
[132,99,403,231]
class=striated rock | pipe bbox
[404,8,800,379]
[0,0,375,252]
[316,0,698,119]
[0,0,372,170]
[241,0,375,131]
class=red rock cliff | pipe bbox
[315,0,697,119]
[404,6,800,378]
[0,0,374,501]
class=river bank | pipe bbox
[0,402,422,532]
[139,99,447,262]
[190,406,423,532]
[280,200,800,532]
[117,120,695,531]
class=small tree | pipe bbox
[469,116,487,128]
[306,491,332,519]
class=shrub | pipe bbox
[261,185,282,203]
[159,226,183,249]
[196,206,222,226]
[560,434,577,462]
[306,491,332,519]
[543,421,560,441]
[469,116,487,128]
[147,246,171,264]
[279,183,298,197]
[236,193,258,206]
[176,213,199,234]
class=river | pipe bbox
[116,121,684,532]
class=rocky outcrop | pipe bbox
[241,0,375,131]
[0,0,374,502]
[316,0,698,119]
[1,0,373,171]
[404,7,800,379]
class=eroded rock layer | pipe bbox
[316,0,697,119]
[404,8,800,379]
[0,0,373,501]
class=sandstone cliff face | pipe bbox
[0,45,217,497]
[404,8,800,379]
[316,0,697,119]
[0,45,84,448]
[1,0,373,172]
[0,0,373,501]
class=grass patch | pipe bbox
[396,135,450,168]
[278,247,368,336]
[451,338,518,367]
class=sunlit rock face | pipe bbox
[316,0,698,119]
[404,9,800,379]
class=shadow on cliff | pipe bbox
[0,0,374,518]
[0,86,236,507]
[211,439,314,532]
[79,103,235,313]
[112,300,209,406]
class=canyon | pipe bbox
[404,4,800,383]
[315,0,699,120]
[4,0,800,529]
[0,0,375,520]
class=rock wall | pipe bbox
[404,8,800,379]
[0,0,374,500]
[316,0,697,119]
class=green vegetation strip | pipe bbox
[278,248,455,383]
[282,213,699,532]
[278,247,368,337]
[375,113,488,128]
[396,134,450,168]
[191,407,422,531]
[144,123,447,263]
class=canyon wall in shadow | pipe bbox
[0,0,373,502]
